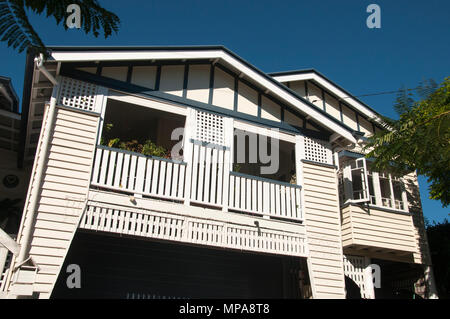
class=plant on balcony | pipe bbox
[101,137,170,159]
[101,123,169,158]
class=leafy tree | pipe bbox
[0,0,120,55]
[365,78,450,207]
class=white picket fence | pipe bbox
[79,204,308,257]
[229,172,302,221]
[91,146,187,201]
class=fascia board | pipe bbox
[273,72,383,124]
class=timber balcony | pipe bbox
[90,145,303,222]
[83,142,307,258]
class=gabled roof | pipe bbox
[269,68,384,125]
[47,46,359,143]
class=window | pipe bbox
[339,157,408,212]
[350,158,369,203]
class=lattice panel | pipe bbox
[80,204,308,257]
[58,77,100,112]
[195,111,225,145]
[343,255,370,299]
[304,136,332,164]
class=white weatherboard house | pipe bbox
[0,46,438,299]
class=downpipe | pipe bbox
[15,55,59,267]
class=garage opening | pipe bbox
[52,231,311,299]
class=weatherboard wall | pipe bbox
[10,105,99,298]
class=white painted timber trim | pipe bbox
[107,90,187,116]
[87,189,306,235]
[49,50,356,143]
[234,119,296,143]
[0,229,19,256]
[272,72,382,124]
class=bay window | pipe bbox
[339,157,408,212]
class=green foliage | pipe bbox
[141,140,168,158]
[108,137,120,148]
[0,0,120,55]
[426,219,450,298]
[365,77,450,207]
[102,137,169,159]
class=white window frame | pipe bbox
[341,158,409,212]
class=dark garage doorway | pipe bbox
[52,231,308,299]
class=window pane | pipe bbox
[379,177,392,207]
[393,180,404,210]
[351,169,364,200]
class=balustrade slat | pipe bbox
[165,162,173,197]
[217,149,224,205]
[129,155,137,191]
[135,157,146,193]
[151,160,159,194]
[172,163,179,198]
[144,159,153,193]
[229,175,235,207]
[286,185,292,218]
[158,161,166,196]
[290,187,296,219]
[252,179,257,212]
[191,144,200,200]
[197,147,206,202]
[280,186,286,218]
[121,154,130,190]
[113,152,123,188]
[99,150,110,185]
[246,178,251,211]
[92,148,102,184]
[257,181,263,213]
[204,149,212,203]
[178,165,185,198]
[106,152,116,186]
[210,149,218,204]
[263,182,269,214]
[235,176,241,208]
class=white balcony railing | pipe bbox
[91,146,187,201]
[229,172,302,221]
[91,145,303,223]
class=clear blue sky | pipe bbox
[0,0,448,222]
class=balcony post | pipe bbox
[221,117,234,212]
[372,172,382,206]
[183,108,196,206]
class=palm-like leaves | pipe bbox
[0,0,120,55]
